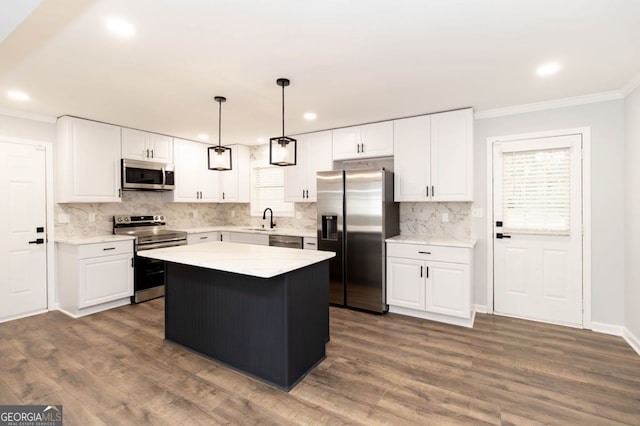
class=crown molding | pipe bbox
[621,71,640,97]
[0,107,57,123]
[474,91,623,120]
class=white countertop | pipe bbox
[137,241,335,278]
[177,226,317,238]
[386,234,476,248]
[55,234,135,245]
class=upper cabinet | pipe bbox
[393,108,473,202]
[284,131,333,202]
[121,128,173,163]
[56,116,122,203]
[165,138,249,203]
[332,121,393,160]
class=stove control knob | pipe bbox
[116,217,122,222]
[124,217,130,222]
[159,215,164,221]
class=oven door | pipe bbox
[133,255,166,303]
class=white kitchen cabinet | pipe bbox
[332,121,393,160]
[303,237,318,250]
[228,232,269,246]
[219,144,250,203]
[56,116,122,203]
[386,241,474,327]
[57,239,134,317]
[121,127,173,163]
[284,131,333,202]
[393,108,473,202]
[187,231,221,244]
[166,139,249,203]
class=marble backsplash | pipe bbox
[55,146,470,240]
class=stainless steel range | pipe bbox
[113,214,187,303]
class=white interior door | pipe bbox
[0,141,48,322]
[493,134,583,326]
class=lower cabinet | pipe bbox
[386,241,474,327]
[57,239,134,317]
[187,231,221,244]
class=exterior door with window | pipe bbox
[493,134,582,326]
[0,141,48,322]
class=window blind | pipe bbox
[250,166,294,217]
[502,147,571,235]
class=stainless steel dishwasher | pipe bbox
[269,234,303,249]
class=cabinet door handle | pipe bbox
[118,188,122,198]
[200,236,208,240]
[131,258,134,267]
[420,266,423,278]
[361,143,364,153]
[222,192,225,200]
[146,149,150,157]
[151,149,154,158]
[432,186,435,197]
[426,266,429,278]
[426,186,429,197]
[103,247,116,251]
[356,144,360,153]
[418,251,431,255]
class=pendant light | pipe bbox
[208,96,232,171]
[269,78,296,166]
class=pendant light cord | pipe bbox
[218,99,222,148]
[281,83,285,138]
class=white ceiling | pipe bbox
[1,0,639,145]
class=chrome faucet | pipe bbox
[262,207,276,229]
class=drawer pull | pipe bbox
[418,251,431,255]
[103,247,116,251]
[200,236,209,240]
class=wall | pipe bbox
[0,113,56,142]
[625,85,640,342]
[474,100,626,326]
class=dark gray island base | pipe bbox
[164,260,330,391]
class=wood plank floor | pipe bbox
[1,300,639,425]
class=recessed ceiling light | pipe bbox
[198,134,209,141]
[257,137,265,143]
[7,90,29,101]
[303,112,317,120]
[106,18,135,37]
[536,62,561,77]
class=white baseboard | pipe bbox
[474,304,489,314]
[623,328,640,356]
[590,321,624,336]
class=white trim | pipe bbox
[474,304,489,314]
[485,127,592,329]
[0,107,57,123]
[623,328,640,356]
[621,72,640,97]
[57,297,131,318]
[0,135,56,316]
[475,92,622,120]
[591,321,624,336]
[388,305,475,328]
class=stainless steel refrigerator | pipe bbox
[317,169,399,313]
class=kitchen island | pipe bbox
[137,241,335,391]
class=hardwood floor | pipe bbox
[1,300,639,425]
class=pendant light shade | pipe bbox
[269,78,297,166]
[208,96,232,171]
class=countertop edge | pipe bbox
[385,235,477,248]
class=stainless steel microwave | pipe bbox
[121,159,175,191]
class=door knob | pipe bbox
[496,233,511,239]
[28,238,44,245]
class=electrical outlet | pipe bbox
[88,213,96,222]
[442,213,449,223]
[58,213,70,224]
